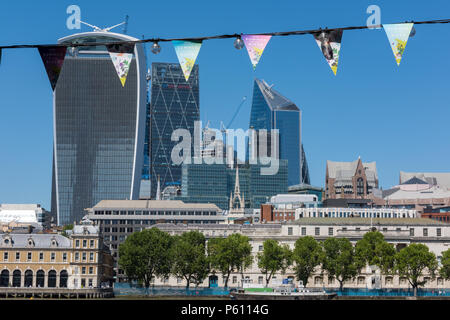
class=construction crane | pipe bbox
[123,15,129,34]
[226,96,247,129]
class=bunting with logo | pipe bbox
[242,34,271,70]
[38,46,67,91]
[172,40,202,81]
[313,29,343,75]
[107,43,135,87]
[383,23,414,66]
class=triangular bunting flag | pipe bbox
[241,35,271,70]
[38,46,67,91]
[313,29,343,76]
[172,40,202,81]
[107,43,135,87]
[383,23,414,66]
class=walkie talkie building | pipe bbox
[51,32,147,225]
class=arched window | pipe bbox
[12,270,21,287]
[24,270,33,287]
[48,270,57,288]
[36,270,45,288]
[357,178,364,196]
[0,270,9,287]
[60,270,68,288]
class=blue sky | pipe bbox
[0,0,449,209]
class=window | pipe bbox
[75,240,80,247]
[39,252,44,261]
[258,245,263,251]
[82,240,87,248]
[90,252,94,262]
[27,252,32,261]
[82,267,86,275]
[357,178,364,196]
[315,227,320,236]
[437,228,442,237]
[232,276,237,284]
[82,252,87,261]
[258,276,263,284]
[423,228,428,237]
[88,279,93,287]
[328,228,334,236]
[51,252,56,262]
[75,252,80,261]
[3,252,8,261]
[90,240,95,248]
[63,253,67,262]
[16,252,20,261]
[410,228,414,236]
[301,227,306,235]
[288,227,293,236]
[89,267,93,274]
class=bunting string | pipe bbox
[0,18,448,49]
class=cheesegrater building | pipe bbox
[51,31,147,225]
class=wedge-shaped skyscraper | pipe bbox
[249,79,310,186]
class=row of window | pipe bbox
[286,227,443,237]
[94,210,217,216]
[74,266,97,275]
[2,251,67,262]
[74,239,96,248]
[74,252,97,263]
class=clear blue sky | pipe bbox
[0,0,449,209]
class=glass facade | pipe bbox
[249,79,310,186]
[150,63,200,198]
[52,32,147,225]
[175,160,288,210]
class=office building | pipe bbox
[149,62,200,198]
[86,199,224,281]
[249,79,310,186]
[399,171,450,190]
[51,31,147,225]
[0,204,52,229]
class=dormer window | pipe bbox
[50,238,58,248]
[27,238,35,247]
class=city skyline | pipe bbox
[0,0,449,210]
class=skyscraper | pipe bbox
[51,31,147,225]
[149,62,200,198]
[249,79,310,186]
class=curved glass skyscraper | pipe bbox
[249,79,310,186]
[51,32,147,225]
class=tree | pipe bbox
[207,233,253,288]
[292,236,322,287]
[395,243,438,296]
[355,231,396,274]
[172,231,209,289]
[321,237,358,291]
[118,228,174,288]
[440,248,450,280]
[257,239,292,287]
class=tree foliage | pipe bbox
[207,233,252,288]
[440,248,450,280]
[257,239,292,287]
[395,243,438,294]
[172,231,209,288]
[355,231,396,274]
[118,228,174,288]
[321,237,358,291]
[292,236,322,286]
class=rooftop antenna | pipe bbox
[78,20,126,32]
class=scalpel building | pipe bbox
[51,31,147,225]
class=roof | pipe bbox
[0,233,71,248]
[255,79,299,112]
[327,159,378,182]
[91,200,221,211]
[288,184,323,192]
[400,171,450,190]
[402,177,428,185]
[383,185,450,200]
[289,218,447,226]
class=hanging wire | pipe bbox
[0,18,449,50]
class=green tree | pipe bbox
[292,236,323,287]
[207,233,252,288]
[440,248,450,280]
[355,231,396,274]
[172,231,209,289]
[257,239,292,287]
[118,228,174,288]
[321,237,358,291]
[395,243,438,296]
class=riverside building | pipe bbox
[151,218,449,290]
